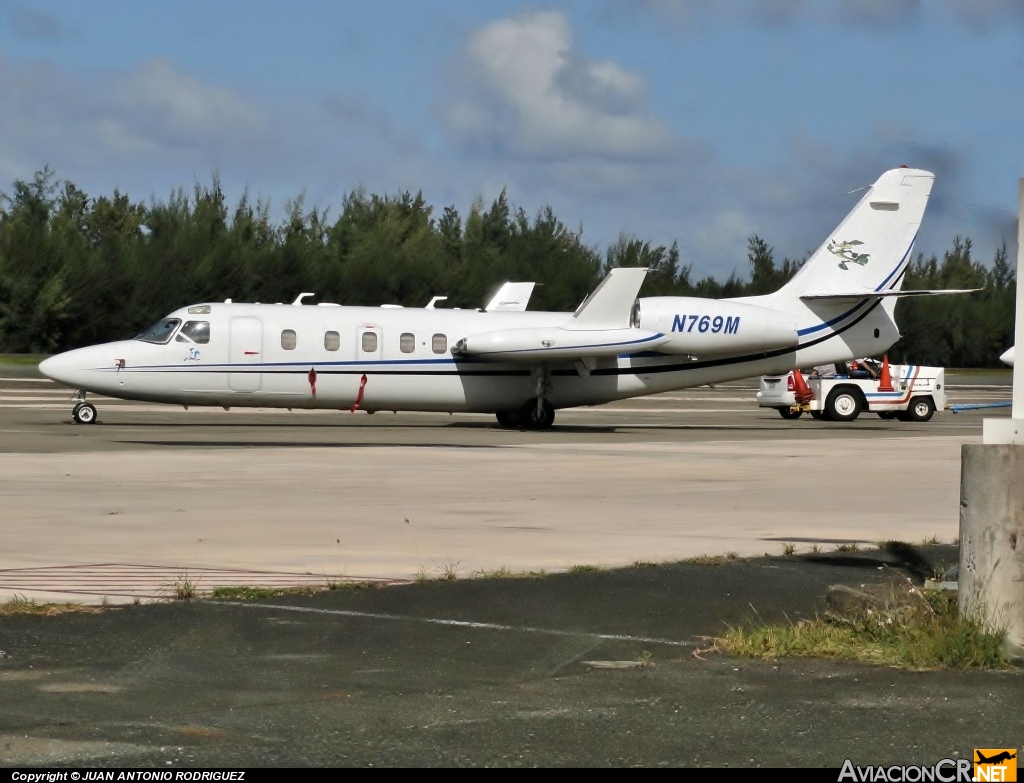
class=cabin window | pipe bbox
[400,333,415,353]
[134,318,180,345]
[178,321,210,344]
[432,333,447,354]
[324,331,340,351]
[281,329,297,350]
[361,331,378,353]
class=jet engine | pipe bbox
[636,297,798,357]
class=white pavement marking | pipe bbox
[213,601,700,647]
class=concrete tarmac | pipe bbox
[0,367,1010,602]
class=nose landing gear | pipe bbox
[71,392,97,424]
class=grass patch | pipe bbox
[684,552,739,566]
[211,585,317,601]
[0,595,102,616]
[719,588,1007,670]
[781,542,796,556]
[569,564,601,573]
[631,560,658,569]
[212,581,377,600]
[835,542,861,552]
[0,353,47,367]
[164,571,199,601]
[414,559,464,582]
[471,566,547,580]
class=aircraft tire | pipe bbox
[73,402,97,424]
[907,396,935,423]
[520,399,555,430]
[777,407,802,420]
[495,410,521,428]
[825,388,862,422]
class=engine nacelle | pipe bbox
[637,297,798,357]
[453,327,668,361]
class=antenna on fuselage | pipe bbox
[292,293,315,306]
[425,296,448,309]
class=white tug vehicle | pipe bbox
[756,357,946,422]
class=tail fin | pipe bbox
[779,168,934,298]
[483,282,536,312]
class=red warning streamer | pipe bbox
[308,367,317,397]
[350,374,368,412]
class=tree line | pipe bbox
[0,167,1014,366]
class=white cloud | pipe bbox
[448,10,672,159]
[112,60,266,152]
[0,54,268,175]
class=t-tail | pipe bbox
[777,167,935,301]
[636,167,976,367]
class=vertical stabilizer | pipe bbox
[780,168,933,297]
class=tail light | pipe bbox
[787,374,795,391]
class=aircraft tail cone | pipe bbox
[792,369,814,404]
[878,355,894,392]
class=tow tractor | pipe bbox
[756,358,945,422]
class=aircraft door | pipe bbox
[229,317,263,392]
[357,324,383,363]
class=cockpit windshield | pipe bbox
[134,318,181,344]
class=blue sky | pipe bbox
[1,0,1022,279]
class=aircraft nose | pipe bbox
[39,350,83,387]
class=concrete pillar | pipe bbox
[959,444,1024,661]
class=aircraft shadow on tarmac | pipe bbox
[117,439,505,449]
[71,416,925,435]
[796,542,938,580]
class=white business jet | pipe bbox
[40,167,972,428]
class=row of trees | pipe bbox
[0,168,1015,366]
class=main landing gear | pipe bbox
[71,392,98,424]
[495,398,556,430]
[496,366,556,430]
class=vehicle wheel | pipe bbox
[825,388,862,422]
[520,398,555,430]
[809,410,825,420]
[495,410,521,428]
[877,411,897,420]
[777,407,802,420]
[907,396,935,423]
[73,402,97,424]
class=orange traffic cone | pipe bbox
[792,369,814,404]
[878,355,894,392]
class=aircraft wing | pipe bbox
[484,282,536,312]
[800,288,980,301]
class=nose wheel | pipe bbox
[72,402,97,424]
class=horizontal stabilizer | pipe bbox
[800,288,979,301]
[567,267,648,330]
